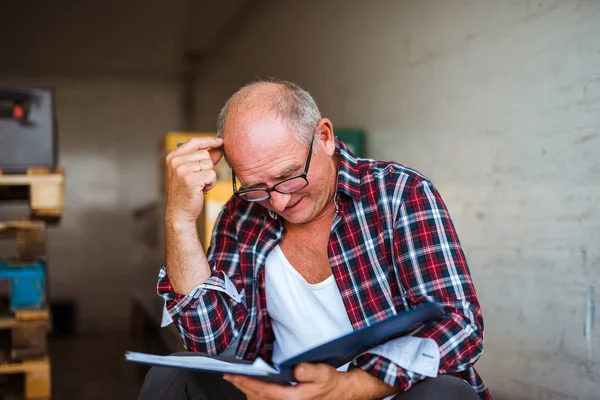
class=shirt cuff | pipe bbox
[161,273,244,327]
[362,336,440,378]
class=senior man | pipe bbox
[139,79,491,400]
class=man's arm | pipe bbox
[163,136,223,294]
[164,216,210,295]
[158,206,248,354]
[352,180,484,392]
[158,136,247,354]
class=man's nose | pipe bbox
[269,191,292,212]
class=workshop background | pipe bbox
[0,1,598,399]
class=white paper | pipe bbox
[125,351,279,376]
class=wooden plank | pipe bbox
[0,357,49,374]
[0,168,65,219]
[0,174,63,186]
[0,317,47,330]
[0,221,46,232]
[14,310,49,322]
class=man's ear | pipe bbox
[317,118,336,156]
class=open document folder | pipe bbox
[125,302,444,383]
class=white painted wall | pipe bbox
[0,76,182,331]
[192,1,600,399]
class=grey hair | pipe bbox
[216,78,321,154]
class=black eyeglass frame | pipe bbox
[232,135,315,202]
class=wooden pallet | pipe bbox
[0,168,64,220]
[0,309,50,399]
[0,220,47,261]
[0,310,50,364]
[0,357,51,399]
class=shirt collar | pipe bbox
[264,137,361,220]
[334,137,362,200]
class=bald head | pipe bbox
[217,79,322,157]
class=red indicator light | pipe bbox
[12,104,25,120]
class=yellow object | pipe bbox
[204,181,234,250]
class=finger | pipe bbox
[172,160,210,179]
[168,137,223,159]
[208,146,224,166]
[294,363,332,383]
[181,136,223,151]
[170,150,215,170]
[203,178,217,193]
[184,170,217,191]
[224,375,291,399]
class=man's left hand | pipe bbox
[223,363,351,400]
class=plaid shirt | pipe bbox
[158,138,491,399]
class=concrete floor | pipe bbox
[49,331,145,400]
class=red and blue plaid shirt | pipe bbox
[158,138,491,399]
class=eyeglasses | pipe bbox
[232,135,315,202]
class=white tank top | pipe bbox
[265,245,354,367]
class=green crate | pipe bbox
[335,128,365,158]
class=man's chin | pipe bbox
[281,213,311,224]
[279,207,313,225]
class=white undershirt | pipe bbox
[265,245,354,368]
[263,244,440,399]
[163,243,440,390]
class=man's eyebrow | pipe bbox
[274,164,302,179]
[240,164,302,190]
[241,182,262,190]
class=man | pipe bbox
[140,79,491,399]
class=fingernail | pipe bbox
[176,142,182,147]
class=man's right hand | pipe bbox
[165,136,224,224]
[164,136,224,294]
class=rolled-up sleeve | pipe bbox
[157,206,248,355]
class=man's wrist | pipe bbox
[342,367,398,400]
[165,212,198,230]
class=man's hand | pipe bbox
[164,136,224,294]
[223,363,398,400]
[165,136,224,225]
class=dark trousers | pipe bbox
[139,355,480,400]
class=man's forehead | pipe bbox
[224,115,296,157]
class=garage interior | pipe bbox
[0,1,599,399]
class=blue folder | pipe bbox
[275,302,444,380]
[125,302,444,383]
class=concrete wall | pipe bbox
[0,75,183,331]
[192,1,600,398]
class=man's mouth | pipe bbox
[285,198,302,211]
